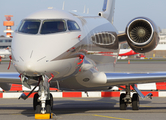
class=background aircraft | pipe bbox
[0,47,11,58]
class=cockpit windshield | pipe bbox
[40,20,66,34]
[18,20,41,34]
[17,19,80,35]
[67,20,80,31]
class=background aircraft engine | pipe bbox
[126,17,159,53]
[0,83,11,91]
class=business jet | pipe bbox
[0,0,165,117]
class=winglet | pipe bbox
[98,0,115,24]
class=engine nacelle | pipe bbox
[126,17,159,53]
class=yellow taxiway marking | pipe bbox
[140,105,151,107]
[93,114,131,120]
[62,114,131,120]
[0,112,132,120]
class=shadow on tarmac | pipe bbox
[15,97,166,118]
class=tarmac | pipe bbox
[1,60,166,72]
[0,97,166,120]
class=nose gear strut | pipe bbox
[19,75,53,115]
[19,76,41,100]
[34,75,52,114]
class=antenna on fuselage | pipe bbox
[62,1,65,10]
[87,8,89,14]
[83,5,86,13]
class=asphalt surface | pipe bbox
[1,60,166,72]
[115,60,166,72]
[0,61,166,120]
[0,97,166,120]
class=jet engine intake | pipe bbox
[126,17,159,53]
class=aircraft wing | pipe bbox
[105,72,166,86]
[0,73,38,85]
[1,72,166,89]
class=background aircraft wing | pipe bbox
[105,72,166,86]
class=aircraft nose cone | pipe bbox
[26,63,32,70]
[23,61,38,76]
[25,61,34,71]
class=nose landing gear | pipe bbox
[19,75,54,119]
[33,75,53,119]
[34,93,53,119]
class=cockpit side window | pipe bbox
[67,20,80,31]
[40,20,66,34]
[18,20,40,34]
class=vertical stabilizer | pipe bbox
[99,0,115,24]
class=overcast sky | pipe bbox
[0,0,166,36]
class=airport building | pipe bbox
[0,36,12,49]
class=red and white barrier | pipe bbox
[1,82,166,98]
[0,91,166,98]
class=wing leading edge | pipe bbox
[0,73,37,85]
[0,73,20,84]
[105,72,166,86]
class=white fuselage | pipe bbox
[12,9,119,90]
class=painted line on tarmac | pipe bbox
[140,105,151,108]
[61,114,132,120]
[93,114,131,120]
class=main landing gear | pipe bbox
[119,85,139,110]
[120,92,139,110]
[119,84,152,110]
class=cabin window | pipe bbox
[40,20,66,34]
[67,20,80,31]
[18,20,41,34]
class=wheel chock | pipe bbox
[35,113,53,119]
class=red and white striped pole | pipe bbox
[3,15,14,37]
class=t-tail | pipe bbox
[98,0,115,24]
